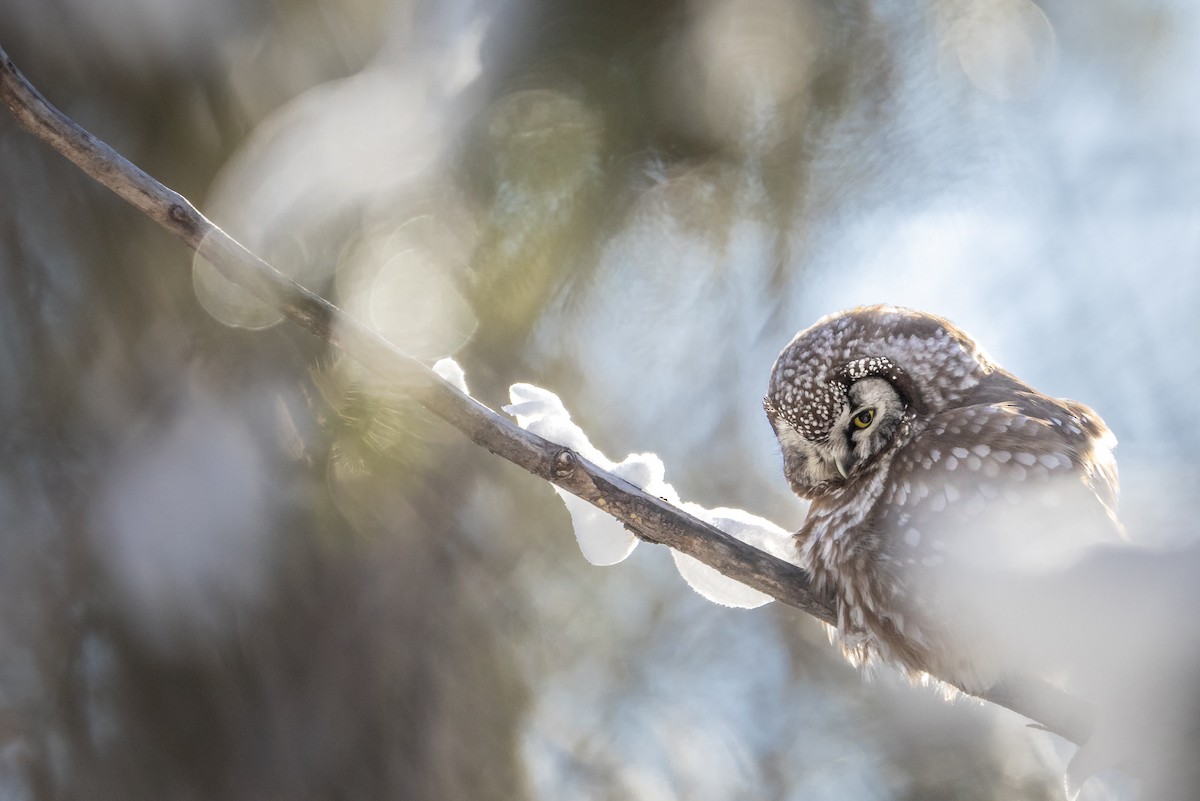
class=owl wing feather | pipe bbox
[863,396,1121,687]
[875,397,1121,576]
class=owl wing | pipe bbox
[869,399,1122,688]
[875,399,1122,576]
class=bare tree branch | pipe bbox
[0,45,1093,747]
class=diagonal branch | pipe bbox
[0,45,1093,746]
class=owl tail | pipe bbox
[1065,725,1127,801]
[1064,743,1100,801]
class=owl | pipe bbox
[764,306,1122,691]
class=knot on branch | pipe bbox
[168,203,192,225]
[551,448,577,478]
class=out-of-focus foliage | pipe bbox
[1,0,1197,799]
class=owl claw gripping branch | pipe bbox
[765,306,1122,691]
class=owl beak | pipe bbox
[834,454,851,479]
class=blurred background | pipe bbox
[1,0,1198,798]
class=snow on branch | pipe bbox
[0,45,1092,746]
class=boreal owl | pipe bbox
[764,305,1122,691]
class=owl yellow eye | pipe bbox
[852,408,875,429]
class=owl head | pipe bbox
[764,306,992,498]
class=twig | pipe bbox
[0,45,1093,746]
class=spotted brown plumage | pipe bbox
[765,306,1121,689]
